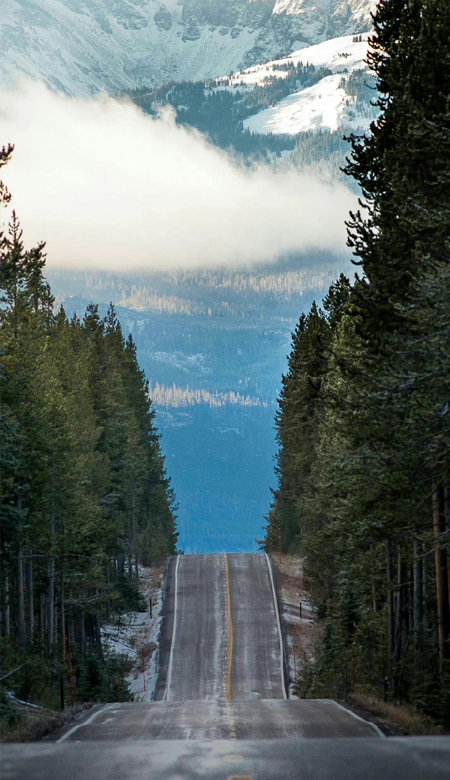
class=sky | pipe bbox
[0,79,356,271]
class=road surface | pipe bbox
[154,553,286,702]
[3,553,450,779]
[3,737,450,779]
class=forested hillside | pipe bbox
[126,73,364,174]
[127,63,331,156]
[0,146,177,716]
[264,0,450,725]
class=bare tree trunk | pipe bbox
[26,549,34,639]
[387,541,395,656]
[40,594,46,641]
[48,552,55,652]
[394,548,403,666]
[393,548,404,701]
[132,482,138,579]
[105,561,110,622]
[4,575,10,637]
[54,603,58,654]
[17,497,26,647]
[370,544,377,612]
[17,548,26,645]
[433,485,450,665]
[81,612,86,656]
[414,537,423,645]
[445,486,450,623]
[49,462,56,653]
[60,569,65,665]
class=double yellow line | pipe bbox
[224,553,233,701]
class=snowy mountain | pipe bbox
[235,34,378,134]
[0,0,376,97]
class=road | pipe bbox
[3,553,450,779]
[154,553,286,703]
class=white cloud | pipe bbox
[0,80,355,270]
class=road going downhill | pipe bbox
[4,553,450,779]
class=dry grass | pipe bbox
[350,692,444,736]
[0,703,90,743]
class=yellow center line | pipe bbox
[224,553,233,702]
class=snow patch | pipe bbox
[101,566,165,702]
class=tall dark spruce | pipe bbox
[265,0,450,724]
[0,146,178,710]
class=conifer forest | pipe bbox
[1,0,450,744]
[264,0,450,726]
[0,145,178,711]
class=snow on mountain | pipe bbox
[231,32,368,84]
[236,34,378,134]
[0,0,376,97]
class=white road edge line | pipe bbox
[57,703,114,743]
[328,699,386,738]
[164,553,180,702]
[265,552,287,700]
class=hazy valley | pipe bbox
[48,258,348,552]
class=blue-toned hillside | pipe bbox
[49,259,348,553]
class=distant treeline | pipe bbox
[0,148,178,714]
[265,0,450,726]
[49,263,345,306]
[149,382,267,409]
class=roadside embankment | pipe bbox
[272,554,318,698]
[101,564,166,702]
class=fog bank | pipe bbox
[0,80,356,270]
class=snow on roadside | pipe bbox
[274,554,317,698]
[101,565,165,702]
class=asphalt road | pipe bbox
[228,553,286,700]
[4,553,450,779]
[155,553,287,702]
[155,553,227,701]
[3,737,450,780]
[47,698,382,742]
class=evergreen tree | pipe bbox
[0,148,177,711]
[268,1,450,724]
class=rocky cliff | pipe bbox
[0,0,376,96]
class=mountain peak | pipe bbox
[0,0,376,97]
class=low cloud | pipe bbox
[0,80,355,270]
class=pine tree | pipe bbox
[0,151,177,711]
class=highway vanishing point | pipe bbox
[2,553,450,779]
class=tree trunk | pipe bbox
[17,546,26,646]
[81,612,86,656]
[48,553,55,652]
[49,463,56,653]
[17,496,26,647]
[105,561,110,622]
[387,541,395,656]
[394,548,403,666]
[132,482,138,579]
[60,569,65,665]
[432,484,450,665]
[4,575,10,637]
[445,486,450,621]
[40,594,46,641]
[393,548,404,701]
[413,537,423,645]
[26,549,34,639]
